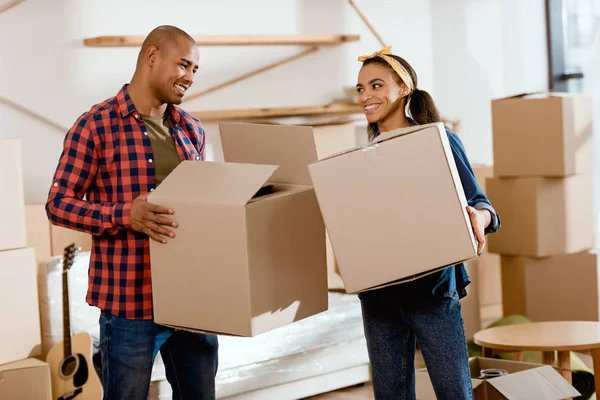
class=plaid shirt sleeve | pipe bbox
[46,115,132,235]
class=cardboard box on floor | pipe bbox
[501,251,600,321]
[0,247,42,365]
[148,159,328,337]
[24,204,92,260]
[471,164,503,318]
[491,93,593,177]
[219,120,360,291]
[0,139,27,252]
[416,357,580,399]
[0,358,51,400]
[461,259,481,341]
[307,122,478,292]
[486,174,594,257]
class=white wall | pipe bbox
[0,0,435,203]
[430,0,549,164]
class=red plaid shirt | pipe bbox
[46,85,206,320]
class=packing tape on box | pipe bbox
[362,143,380,160]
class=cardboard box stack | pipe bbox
[0,139,52,399]
[487,93,596,322]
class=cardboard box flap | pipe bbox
[153,160,278,205]
[316,122,443,162]
[0,358,47,372]
[493,92,580,101]
[219,122,318,185]
[486,365,580,399]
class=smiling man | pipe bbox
[46,25,218,400]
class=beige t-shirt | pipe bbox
[141,113,181,186]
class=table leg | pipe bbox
[482,347,493,358]
[514,352,523,362]
[557,351,572,384]
[542,351,555,366]
[592,348,600,397]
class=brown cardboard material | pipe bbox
[0,139,27,252]
[0,358,51,400]
[461,259,481,341]
[308,123,477,293]
[416,357,580,399]
[471,165,503,309]
[0,247,42,365]
[501,251,600,321]
[24,204,52,261]
[25,204,92,260]
[219,121,359,290]
[486,174,594,257]
[492,93,593,177]
[148,160,328,337]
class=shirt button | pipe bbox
[148,158,153,163]
[134,114,139,119]
[144,132,148,136]
[195,156,200,160]
[150,188,155,192]
[53,182,58,187]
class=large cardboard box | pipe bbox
[25,204,92,260]
[148,160,328,336]
[0,358,51,400]
[486,174,594,257]
[416,357,580,399]
[501,251,600,321]
[461,259,481,341]
[307,123,477,293]
[471,164,503,312]
[219,121,359,291]
[0,139,27,252]
[491,93,593,177]
[0,247,42,364]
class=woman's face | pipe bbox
[356,63,406,124]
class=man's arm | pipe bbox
[45,116,132,236]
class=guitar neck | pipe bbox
[62,268,72,358]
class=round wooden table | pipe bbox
[474,321,600,395]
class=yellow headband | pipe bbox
[358,46,414,93]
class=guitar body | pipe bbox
[47,331,103,400]
[47,332,103,400]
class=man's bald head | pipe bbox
[132,25,199,106]
[138,25,196,65]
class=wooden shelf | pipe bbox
[83,34,360,47]
[191,103,363,122]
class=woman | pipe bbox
[355,46,501,399]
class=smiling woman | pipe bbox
[355,47,441,141]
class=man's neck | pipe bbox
[127,79,168,116]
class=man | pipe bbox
[46,25,218,400]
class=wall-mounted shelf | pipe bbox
[83,34,360,47]
[191,103,363,122]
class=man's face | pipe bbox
[150,37,199,105]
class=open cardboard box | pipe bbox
[148,160,328,337]
[416,357,580,399]
[219,121,359,291]
[307,122,478,293]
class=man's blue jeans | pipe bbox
[359,289,473,400]
[99,311,219,400]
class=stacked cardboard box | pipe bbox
[0,139,52,399]
[486,93,596,321]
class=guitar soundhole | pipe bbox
[61,356,78,377]
[73,354,89,387]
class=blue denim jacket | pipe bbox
[366,120,501,301]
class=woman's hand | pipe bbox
[466,206,491,255]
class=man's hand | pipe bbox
[131,194,178,243]
[466,206,490,256]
